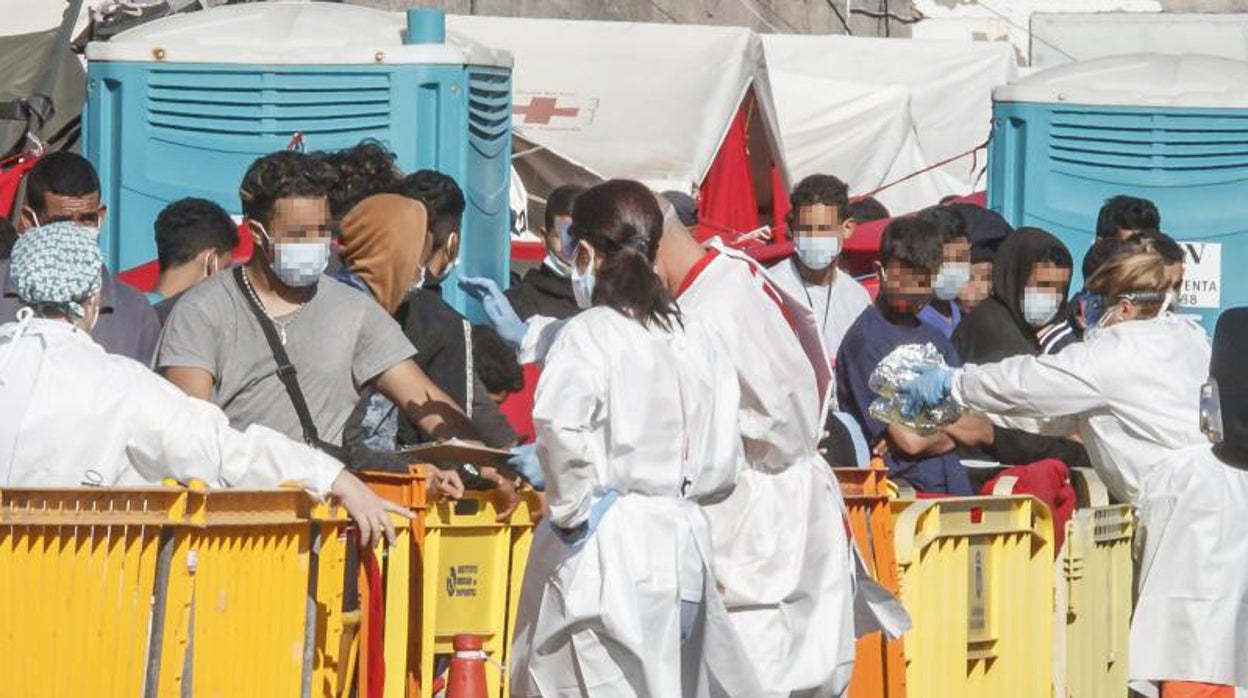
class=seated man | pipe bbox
[473,324,524,405]
[836,217,987,495]
[916,206,972,339]
[3,151,159,362]
[149,197,238,323]
[157,151,488,500]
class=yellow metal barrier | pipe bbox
[892,496,1055,698]
[360,467,539,698]
[0,484,352,697]
[1061,504,1134,698]
[0,487,187,697]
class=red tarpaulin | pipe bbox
[695,103,759,244]
[0,154,40,219]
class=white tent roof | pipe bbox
[764,64,957,214]
[996,53,1248,109]
[87,3,510,67]
[761,34,1016,211]
[447,14,781,194]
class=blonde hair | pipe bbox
[1085,249,1171,317]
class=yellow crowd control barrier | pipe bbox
[0,487,188,697]
[1060,501,1134,696]
[360,466,540,698]
[0,484,352,698]
[892,496,1055,698]
[834,463,906,698]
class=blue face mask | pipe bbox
[1079,292,1107,328]
[795,235,841,270]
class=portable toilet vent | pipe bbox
[83,2,512,319]
[988,53,1248,328]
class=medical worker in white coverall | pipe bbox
[0,222,407,548]
[900,250,1246,698]
[466,197,908,697]
[505,180,762,697]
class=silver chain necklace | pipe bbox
[239,267,306,345]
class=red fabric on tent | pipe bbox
[695,104,758,244]
[0,154,40,219]
[511,240,544,263]
[771,164,790,241]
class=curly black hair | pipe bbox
[238,150,338,228]
[321,140,403,220]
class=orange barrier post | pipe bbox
[446,634,489,698]
[834,459,906,698]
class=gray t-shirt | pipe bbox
[157,271,416,445]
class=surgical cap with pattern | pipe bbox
[11,221,103,318]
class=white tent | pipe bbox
[761,34,1017,213]
[447,14,784,196]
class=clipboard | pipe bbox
[396,440,517,477]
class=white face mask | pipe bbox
[408,265,427,296]
[545,253,571,278]
[794,235,841,270]
[1022,287,1062,327]
[257,222,329,288]
[571,244,597,310]
[932,262,971,301]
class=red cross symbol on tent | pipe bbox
[514,96,580,125]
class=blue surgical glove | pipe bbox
[898,365,955,418]
[458,276,528,348]
[507,442,545,491]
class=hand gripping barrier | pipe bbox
[891,496,1055,698]
[360,466,539,698]
[834,463,906,698]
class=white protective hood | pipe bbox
[762,34,1017,213]
[447,14,784,195]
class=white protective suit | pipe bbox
[954,314,1210,503]
[0,316,342,495]
[509,306,763,698]
[681,244,858,696]
[951,314,1231,693]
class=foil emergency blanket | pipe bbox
[868,343,961,434]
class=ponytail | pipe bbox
[594,241,681,332]
[572,179,682,331]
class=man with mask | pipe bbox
[0,222,409,548]
[0,151,160,362]
[836,217,986,495]
[158,151,483,463]
[768,174,871,363]
[916,206,972,339]
[388,170,517,450]
[149,197,238,323]
[506,184,584,323]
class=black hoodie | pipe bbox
[953,227,1091,469]
[1212,308,1248,467]
[506,262,580,321]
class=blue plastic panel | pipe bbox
[988,102,1248,329]
[83,60,511,321]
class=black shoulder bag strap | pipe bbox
[233,266,347,460]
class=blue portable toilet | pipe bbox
[988,54,1248,328]
[82,2,512,320]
